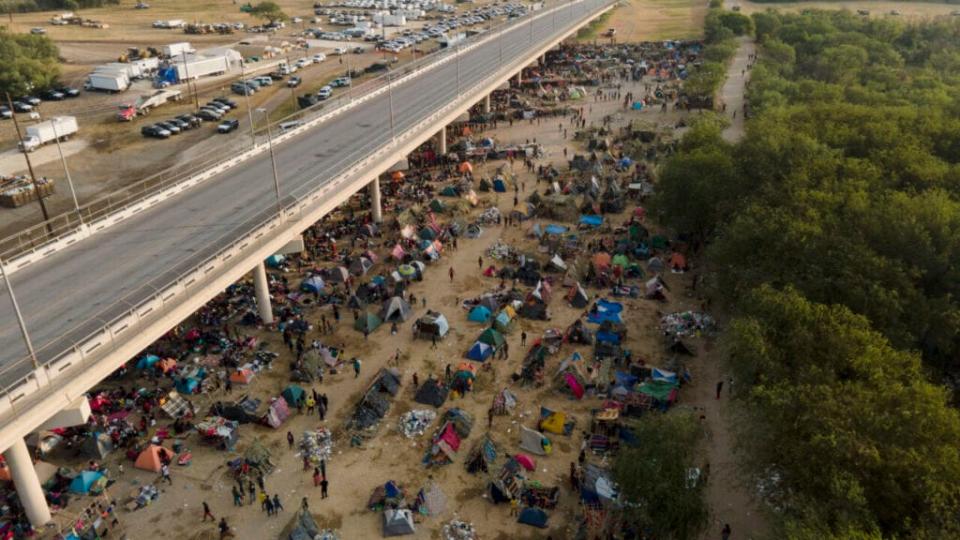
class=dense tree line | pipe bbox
[0,28,60,96]
[1,0,119,14]
[682,8,752,104]
[653,9,960,537]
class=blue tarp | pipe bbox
[517,507,549,528]
[176,377,199,394]
[493,178,507,192]
[545,224,568,235]
[587,299,623,324]
[69,471,104,494]
[301,275,325,293]
[468,305,492,323]
[613,371,637,389]
[596,331,621,345]
[266,254,285,268]
[136,354,160,370]
[579,215,603,228]
[652,368,678,384]
[467,341,493,361]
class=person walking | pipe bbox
[320,477,329,499]
[256,473,265,492]
[431,333,438,349]
[301,497,309,511]
[510,498,519,516]
[258,490,268,512]
[248,481,256,505]
[520,331,527,346]
[478,256,483,270]
[218,518,235,539]
[320,459,326,480]
[353,357,362,378]
[264,495,274,516]
[231,485,243,506]
[272,494,284,514]
[318,400,326,421]
[306,395,316,415]
[716,380,724,400]
[287,431,295,449]
[449,267,455,282]
[412,372,419,389]
[313,467,322,487]
[722,523,731,540]
[161,463,172,485]
[321,393,329,411]
[202,501,215,522]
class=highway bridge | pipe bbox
[0,0,613,525]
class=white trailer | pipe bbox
[97,62,147,80]
[136,89,182,112]
[130,57,160,74]
[163,42,194,58]
[87,71,130,92]
[174,55,229,81]
[19,116,78,153]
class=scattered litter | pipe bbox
[300,428,334,465]
[660,311,715,337]
[399,409,436,438]
[442,519,478,540]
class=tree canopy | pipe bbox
[248,1,287,23]
[0,28,60,97]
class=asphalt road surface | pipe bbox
[0,0,608,387]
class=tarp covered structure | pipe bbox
[415,311,449,339]
[134,445,174,472]
[81,433,113,459]
[519,426,552,456]
[383,508,416,536]
[466,436,498,474]
[264,397,290,428]
[414,378,449,408]
[517,507,549,528]
[281,385,305,407]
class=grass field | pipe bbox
[593,0,708,42]
[736,0,960,18]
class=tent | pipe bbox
[381,296,413,322]
[266,254,285,268]
[81,433,113,459]
[477,327,506,350]
[300,275,325,293]
[513,453,536,471]
[287,508,322,540]
[429,199,447,213]
[354,312,383,333]
[493,310,514,333]
[517,507,549,528]
[323,266,350,283]
[466,341,493,361]
[458,161,473,174]
[136,354,160,370]
[175,377,200,395]
[493,177,507,192]
[519,426,552,456]
[134,445,174,472]
[612,254,629,268]
[414,378,449,408]
[468,305,493,323]
[230,368,255,385]
[581,464,618,505]
[466,436,498,474]
[539,407,573,435]
[264,397,290,428]
[383,508,416,536]
[281,385,305,407]
[588,299,623,324]
[415,312,449,340]
[440,185,460,197]
[568,283,589,308]
[350,257,374,276]
[69,471,105,494]
[670,252,687,271]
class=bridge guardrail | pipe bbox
[0,0,612,416]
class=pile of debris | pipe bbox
[399,410,436,438]
[442,519,477,540]
[300,427,334,465]
[660,311,715,337]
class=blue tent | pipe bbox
[468,305,492,323]
[69,471,104,494]
[282,385,305,406]
[596,331,621,345]
[266,254,285,268]
[579,215,603,228]
[613,371,637,389]
[517,507,549,528]
[301,275,325,293]
[466,341,493,362]
[493,178,507,192]
[136,354,160,370]
[175,377,200,394]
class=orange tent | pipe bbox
[391,171,405,181]
[461,126,473,136]
[134,445,174,472]
[458,162,473,174]
[158,358,177,374]
[669,253,687,270]
[230,368,255,385]
[592,252,611,271]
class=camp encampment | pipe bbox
[383,508,416,536]
[414,378,449,408]
[380,296,413,322]
[134,445,174,472]
[69,470,105,494]
[355,312,383,333]
[519,426,552,456]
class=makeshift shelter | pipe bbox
[539,407,575,435]
[466,341,493,361]
[323,266,350,283]
[580,464,618,505]
[383,509,416,536]
[196,416,239,450]
[136,354,160,370]
[514,453,536,471]
[468,305,493,323]
[380,296,413,322]
[230,368,255,385]
[451,362,477,394]
[414,378,449,408]
[175,376,201,395]
[414,482,447,516]
[266,254,285,268]
[424,422,462,467]
[281,385,305,408]
[134,445,174,472]
[301,275,325,293]
[264,397,290,428]
[477,327,506,350]
[349,257,374,276]
[519,426,552,456]
[567,283,590,308]
[160,390,192,418]
[493,177,507,192]
[368,480,406,511]
[465,436,498,474]
[244,438,276,474]
[587,299,623,324]
[211,400,260,424]
[440,185,460,197]
[287,508,323,540]
[414,312,449,340]
[517,507,549,528]
[81,433,113,460]
[69,471,105,494]
[429,199,447,213]
[354,312,383,333]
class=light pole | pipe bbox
[255,108,282,213]
[456,41,461,97]
[241,62,256,149]
[387,74,396,142]
[49,118,82,224]
[0,257,38,370]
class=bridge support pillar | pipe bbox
[253,261,273,325]
[483,94,491,114]
[370,177,382,223]
[540,53,546,65]
[515,71,522,86]
[4,439,50,528]
[438,127,447,155]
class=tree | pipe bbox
[248,1,286,23]
[613,412,708,540]
[0,28,60,96]
[725,286,960,538]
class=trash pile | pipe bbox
[300,427,334,465]
[660,311,715,337]
[478,207,502,224]
[442,519,478,540]
[485,239,512,260]
[399,409,437,438]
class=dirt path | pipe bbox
[720,37,754,143]
[692,36,767,540]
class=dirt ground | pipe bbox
[603,0,708,42]
[30,41,771,538]
[735,0,960,18]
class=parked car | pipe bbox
[231,82,255,95]
[352,46,366,54]
[254,76,273,86]
[269,70,285,80]
[295,58,310,68]
[57,87,81,98]
[12,101,33,113]
[213,97,238,109]
[205,101,230,113]
[331,77,351,87]
[316,86,332,100]
[287,76,302,88]
[279,120,303,133]
[155,121,180,135]
[0,106,11,119]
[177,114,202,128]
[168,117,190,130]
[19,96,41,106]
[217,119,240,133]
[30,27,45,34]
[332,47,347,55]
[142,125,170,138]
[41,89,65,101]
[195,109,221,121]
[312,53,327,63]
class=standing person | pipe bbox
[256,473,265,492]
[449,267,455,282]
[231,485,243,506]
[520,331,527,346]
[264,494,274,516]
[313,467,322,487]
[219,518,235,539]
[287,431,295,449]
[510,497,519,516]
[412,372,419,389]
[320,459,326,480]
[248,481,256,505]
[487,407,494,428]
[321,393,329,411]
[306,394,316,415]
[202,501,215,522]
[301,497,309,511]
[320,477,329,499]
[431,333,438,349]
[478,256,483,270]
[318,400,326,421]
[161,463,172,485]
[258,490,268,512]
[272,494,284,513]
[716,380,723,400]
[722,523,731,540]
[352,357,362,378]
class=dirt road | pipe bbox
[720,37,754,143]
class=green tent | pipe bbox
[637,380,678,402]
[419,227,437,241]
[478,178,492,192]
[612,254,629,268]
[429,199,447,213]
[281,385,305,406]
[355,312,383,333]
[440,186,459,197]
[629,223,648,241]
[477,327,506,349]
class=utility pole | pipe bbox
[49,119,82,224]
[387,74,396,142]
[6,93,52,233]
[181,50,200,110]
[0,257,38,370]
[240,61,256,148]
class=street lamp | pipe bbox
[255,108,282,213]
[0,257,38,370]
[241,62,256,149]
[456,41,462,97]
[48,118,83,224]
[387,74,396,142]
